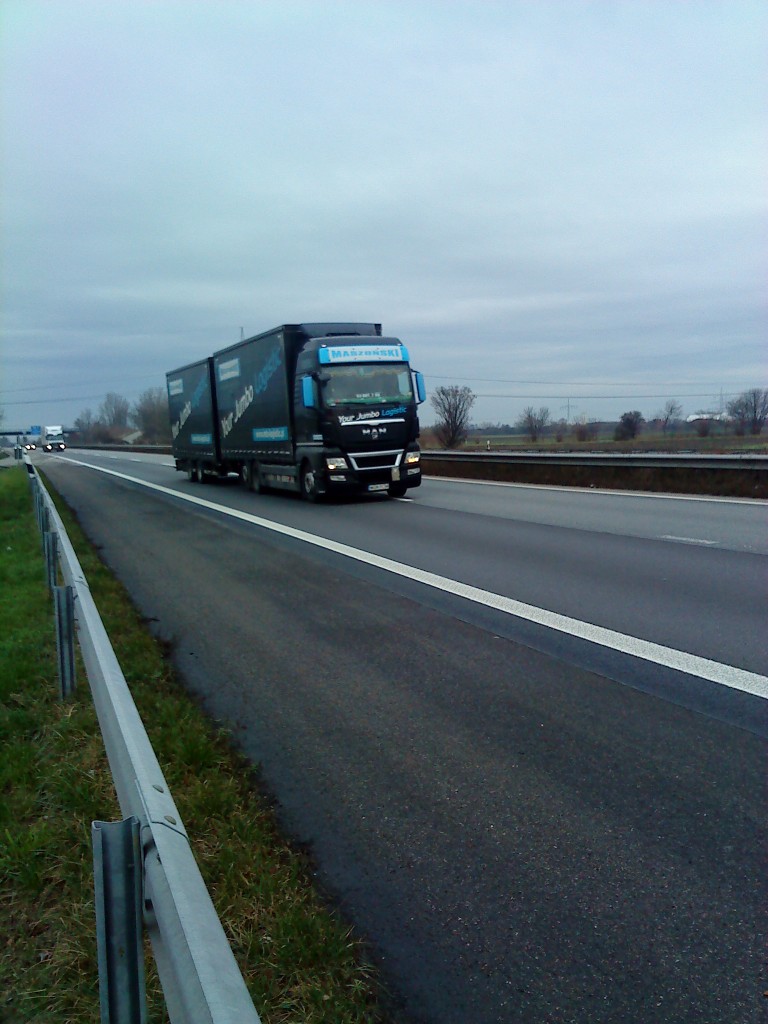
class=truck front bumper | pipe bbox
[325,464,422,495]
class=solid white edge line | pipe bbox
[60,455,768,700]
[430,474,768,505]
[660,535,718,546]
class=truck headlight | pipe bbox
[325,456,348,471]
[404,451,420,465]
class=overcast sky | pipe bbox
[1,0,765,433]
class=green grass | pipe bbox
[0,466,388,1023]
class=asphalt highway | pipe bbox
[36,450,767,1023]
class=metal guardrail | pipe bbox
[419,449,767,498]
[28,461,261,1024]
[421,449,768,470]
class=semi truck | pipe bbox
[166,322,426,500]
[42,425,66,451]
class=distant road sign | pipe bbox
[30,425,41,435]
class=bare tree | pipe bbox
[131,387,171,443]
[517,406,550,442]
[614,410,644,441]
[573,415,597,442]
[73,408,97,442]
[727,388,768,435]
[658,399,683,435]
[430,385,476,448]
[99,392,130,429]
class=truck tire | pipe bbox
[242,461,269,494]
[389,482,408,498]
[300,463,320,502]
[197,462,210,484]
[187,463,199,483]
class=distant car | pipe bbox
[24,442,37,450]
[43,441,66,452]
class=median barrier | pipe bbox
[420,451,768,498]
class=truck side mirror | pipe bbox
[302,376,316,409]
[414,371,426,404]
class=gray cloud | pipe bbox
[1,0,765,430]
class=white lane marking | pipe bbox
[660,535,718,546]
[430,474,768,506]
[61,457,768,700]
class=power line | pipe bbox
[5,370,759,400]
[471,391,742,401]
[428,374,757,389]
[1,394,140,408]
[0,372,167,397]
[2,388,746,409]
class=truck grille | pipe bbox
[348,449,402,472]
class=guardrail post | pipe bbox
[44,530,58,591]
[54,585,76,698]
[92,817,148,1024]
[34,486,50,537]
[29,477,40,524]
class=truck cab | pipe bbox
[295,336,425,499]
[42,426,66,452]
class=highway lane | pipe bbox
[61,448,768,552]
[418,475,768,554]
[34,451,767,1022]
[47,450,767,681]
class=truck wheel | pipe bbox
[389,482,408,498]
[197,462,210,484]
[242,462,266,493]
[300,463,320,502]
[187,463,199,483]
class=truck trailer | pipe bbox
[166,322,426,500]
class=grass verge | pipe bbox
[0,466,388,1023]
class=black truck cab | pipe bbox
[293,335,424,498]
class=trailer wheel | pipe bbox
[187,463,199,483]
[300,463,320,502]
[197,462,210,484]
[240,462,254,491]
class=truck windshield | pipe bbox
[322,363,414,407]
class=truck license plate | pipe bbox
[368,483,389,492]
